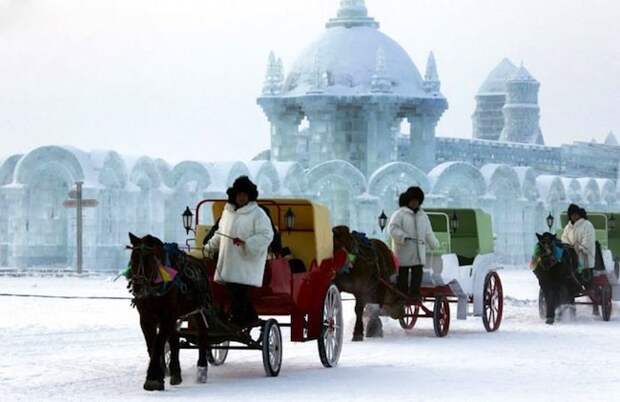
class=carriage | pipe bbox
[538,212,617,321]
[177,198,344,376]
[387,208,504,337]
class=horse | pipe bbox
[532,232,578,324]
[332,226,398,341]
[127,233,212,391]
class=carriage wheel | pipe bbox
[207,341,229,366]
[433,297,450,337]
[318,285,343,368]
[399,304,420,330]
[602,285,613,322]
[261,319,282,377]
[482,272,503,332]
[538,288,546,320]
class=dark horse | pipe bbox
[127,233,211,391]
[532,232,578,324]
[332,226,397,341]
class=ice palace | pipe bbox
[1,0,619,271]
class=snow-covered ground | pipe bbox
[1,269,619,401]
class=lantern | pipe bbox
[378,210,388,232]
[546,213,555,231]
[285,208,295,233]
[450,211,459,234]
[182,207,194,234]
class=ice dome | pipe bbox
[282,1,425,97]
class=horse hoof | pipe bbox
[545,318,554,325]
[196,366,208,384]
[170,375,182,386]
[143,379,165,391]
[352,334,364,342]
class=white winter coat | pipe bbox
[561,218,596,269]
[205,202,274,287]
[388,207,440,266]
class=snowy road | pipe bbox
[1,270,619,401]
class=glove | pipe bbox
[233,238,245,247]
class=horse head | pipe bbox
[535,232,562,271]
[127,233,166,298]
[332,226,359,256]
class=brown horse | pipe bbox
[332,226,398,341]
[127,233,211,391]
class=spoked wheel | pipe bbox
[538,288,546,320]
[318,285,343,368]
[482,271,504,332]
[207,341,229,366]
[433,296,450,337]
[602,285,613,322]
[261,319,282,377]
[399,304,420,330]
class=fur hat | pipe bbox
[567,204,581,216]
[400,186,425,207]
[226,176,258,204]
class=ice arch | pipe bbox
[480,164,521,199]
[247,161,281,196]
[276,162,309,196]
[0,154,23,186]
[428,162,486,206]
[169,161,211,192]
[561,178,583,204]
[514,166,539,201]
[307,160,367,227]
[15,146,85,186]
[130,157,162,190]
[368,162,430,216]
[578,178,601,206]
[99,151,128,189]
[596,179,616,206]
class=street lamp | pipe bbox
[182,206,194,234]
[546,213,555,231]
[450,211,459,234]
[378,210,388,232]
[285,208,296,233]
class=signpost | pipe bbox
[63,182,98,274]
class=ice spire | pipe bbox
[262,51,284,96]
[605,131,618,146]
[326,0,379,29]
[370,47,392,93]
[423,51,441,93]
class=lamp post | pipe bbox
[285,208,295,233]
[546,212,555,231]
[450,211,459,234]
[378,210,388,232]
[182,206,194,235]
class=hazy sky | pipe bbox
[1,0,619,163]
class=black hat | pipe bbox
[400,186,425,207]
[226,176,258,204]
[567,204,581,216]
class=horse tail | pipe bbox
[371,239,396,278]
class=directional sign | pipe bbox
[63,199,99,208]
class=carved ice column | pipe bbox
[408,111,441,172]
[364,103,399,176]
[5,185,28,268]
[304,101,337,167]
[354,193,380,237]
[261,103,303,162]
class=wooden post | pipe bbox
[76,181,83,274]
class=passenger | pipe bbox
[561,204,596,279]
[388,187,439,299]
[204,176,274,327]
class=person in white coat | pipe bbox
[388,187,439,298]
[561,204,596,274]
[205,176,274,326]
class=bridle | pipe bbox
[126,244,161,298]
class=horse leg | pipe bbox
[353,298,365,341]
[168,332,182,386]
[195,316,209,384]
[543,283,556,324]
[144,318,173,391]
[139,311,157,358]
[364,304,383,338]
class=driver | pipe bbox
[561,204,596,278]
[204,176,274,327]
[388,187,439,299]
